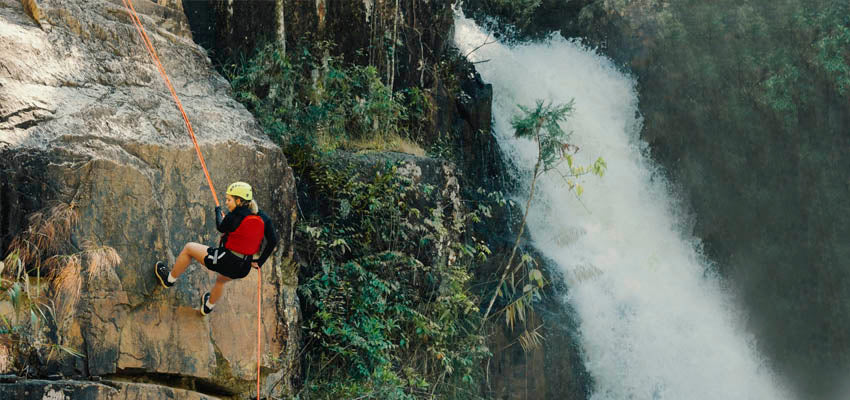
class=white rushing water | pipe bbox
[453,13,791,400]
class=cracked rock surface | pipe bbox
[0,0,300,397]
[0,379,222,399]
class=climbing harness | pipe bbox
[120,2,263,398]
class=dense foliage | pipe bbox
[291,153,491,399]
[225,32,506,398]
[226,41,432,153]
[224,19,579,399]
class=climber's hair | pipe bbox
[235,196,259,215]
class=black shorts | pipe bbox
[204,247,251,279]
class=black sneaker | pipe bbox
[200,292,214,316]
[154,261,174,288]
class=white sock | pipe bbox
[167,272,177,284]
[205,299,215,309]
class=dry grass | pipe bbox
[517,325,544,353]
[0,201,92,360]
[5,239,35,275]
[1,201,82,324]
[345,134,426,156]
[44,242,120,324]
[309,126,426,156]
[81,240,121,281]
[2,201,119,321]
[3,202,79,275]
[49,255,82,323]
[0,251,25,281]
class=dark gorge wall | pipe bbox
[187,0,482,152]
[588,4,850,399]
[188,0,454,92]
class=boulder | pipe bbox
[0,0,299,397]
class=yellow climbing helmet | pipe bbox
[226,181,253,201]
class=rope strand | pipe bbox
[257,269,263,399]
[121,0,219,207]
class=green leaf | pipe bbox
[56,344,85,359]
[529,269,544,287]
[330,239,349,253]
[593,157,607,176]
[9,283,21,310]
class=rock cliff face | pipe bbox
[0,0,299,398]
[199,0,455,91]
[0,379,220,400]
[185,0,469,150]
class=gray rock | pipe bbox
[0,0,299,397]
[0,379,222,399]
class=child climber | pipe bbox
[154,181,279,315]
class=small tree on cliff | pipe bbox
[481,99,606,327]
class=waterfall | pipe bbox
[453,12,791,400]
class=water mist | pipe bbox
[453,12,791,400]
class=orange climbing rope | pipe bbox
[257,268,262,399]
[121,2,262,398]
[121,0,219,207]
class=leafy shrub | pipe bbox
[292,153,490,399]
[226,41,428,153]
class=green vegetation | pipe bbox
[641,0,850,130]
[481,100,604,351]
[225,25,607,398]
[226,41,432,154]
[292,153,490,399]
[226,35,502,398]
[466,0,850,119]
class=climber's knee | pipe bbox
[182,242,209,262]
